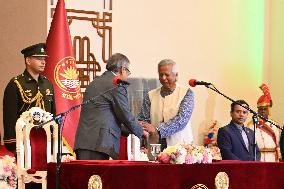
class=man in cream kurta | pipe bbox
[247,84,281,162]
[148,84,193,146]
[138,59,194,150]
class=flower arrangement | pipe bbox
[0,155,17,189]
[17,107,53,126]
[209,146,222,161]
[204,120,219,147]
[157,143,221,164]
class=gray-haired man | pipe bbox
[74,53,147,160]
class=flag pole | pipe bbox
[45,0,82,187]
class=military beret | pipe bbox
[21,43,48,58]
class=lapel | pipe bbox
[243,127,252,149]
[245,127,254,151]
[230,122,249,152]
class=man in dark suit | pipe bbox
[74,53,147,160]
[217,100,261,161]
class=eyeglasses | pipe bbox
[123,67,131,76]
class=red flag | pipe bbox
[44,0,82,154]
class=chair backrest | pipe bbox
[16,113,58,171]
[127,77,160,116]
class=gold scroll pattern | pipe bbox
[50,0,112,10]
[50,7,112,91]
[73,36,101,91]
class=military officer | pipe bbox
[3,43,56,154]
[247,84,281,162]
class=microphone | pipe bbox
[112,76,130,86]
[189,79,211,87]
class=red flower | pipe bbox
[158,153,170,163]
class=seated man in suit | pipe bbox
[217,100,260,161]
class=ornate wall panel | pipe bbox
[48,0,112,92]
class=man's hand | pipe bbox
[143,130,149,138]
[139,121,158,135]
[138,121,149,138]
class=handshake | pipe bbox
[139,121,160,143]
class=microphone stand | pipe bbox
[34,112,66,189]
[55,114,63,189]
[204,84,282,161]
[37,105,80,189]
[38,84,122,189]
[251,114,258,161]
[53,101,85,189]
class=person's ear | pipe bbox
[116,68,123,78]
[119,68,124,75]
[26,57,31,66]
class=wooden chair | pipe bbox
[16,108,58,189]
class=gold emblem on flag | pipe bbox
[54,56,81,100]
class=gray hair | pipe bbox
[106,53,130,72]
[158,59,179,74]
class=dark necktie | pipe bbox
[241,126,249,150]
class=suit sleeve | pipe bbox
[110,86,143,139]
[217,127,240,160]
[3,80,19,151]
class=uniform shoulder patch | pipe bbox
[13,73,25,81]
